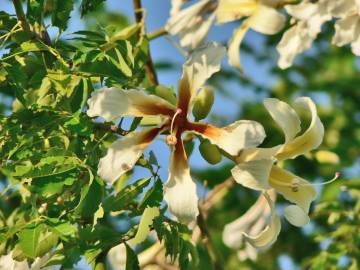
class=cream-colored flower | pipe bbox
[232,97,324,227]
[0,252,53,270]
[166,0,217,49]
[277,0,334,69]
[216,0,286,68]
[223,190,280,255]
[87,42,266,223]
[331,0,360,55]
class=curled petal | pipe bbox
[87,88,176,121]
[164,135,199,223]
[98,126,164,184]
[130,207,160,245]
[269,166,317,212]
[243,192,281,249]
[248,5,285,35]
[216,0,257,24]
[284,205,310,227]
[264,98,301,143]
[179,42,226,114]
[223,193,268,249]
[276,97,324,160]
[228,21,250,69]
[332,16,359,47]
[231,159,273,190]
[186,120,266,156]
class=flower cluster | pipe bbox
[166,0,360,69]
[84,0,345,260]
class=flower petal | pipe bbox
[248,5,285,35]
[178,42,226,114]
[228,22,250,69]
[186,120,266,156]
[276,97,324,160]
[0,253,29,270]
[179,13,216,49]
[87,88,176,121]
[243,192,281,249]
[269,166,317,212]
[130,207,160,245]
[98,126,164,184]
[222,193,268,249]
[264,98,301,144]
[166,0,211,35]
[237,145,283,162]
[231,159,273,191]
[284,205,310,227]
[164,135,199,223]
[332,16,359,47]
[216,0,257,24]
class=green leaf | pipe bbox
[17,223,58,259]
[51,0,74,31]
[75,177,104,218]
[80,0,105,17]
[103,177,151,212]
[125,243,140,270]
[138,179,163,210]
[46,218,77,240]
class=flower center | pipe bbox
[166,108,183,146]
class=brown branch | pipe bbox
[132,0,159,85]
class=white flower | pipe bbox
[0,252,53,270]
[216,0,286,68]
[166,0,217,49]
[232,97,325,227]
[87,42,266,223]
[331,0,360,55]
[223,190,280,253]
[277,0,334,69]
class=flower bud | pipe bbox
[199,139,222,165]
[155,84,177,105]
[192,86,214,121]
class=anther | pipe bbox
[166,134,177,145]
[291,178,300,192]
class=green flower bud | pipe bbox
[192,86,214,121]
[154,84,177,105]
[199,139,222,165]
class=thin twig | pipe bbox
[132,0,159,85]
[148,27,168,40]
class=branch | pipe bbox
[132,0,159,85]
[148,27,168,40]
[12,0,32,37]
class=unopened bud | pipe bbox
[56,196,64,204]
[38,203,48,214]
[192,87,214,121]
[199,139,222,165]
[155,85,177,105]
[44,138,50,149]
